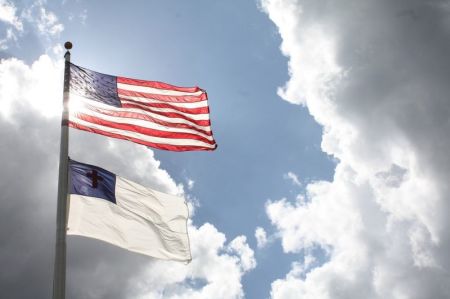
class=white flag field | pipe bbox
[67,159,191,262]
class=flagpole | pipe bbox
[53,41,72,299]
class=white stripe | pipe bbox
[70,94,212,132]
[118,82,204,97]
[120,99,210,121]
[100,105,211,133]
[70,116,216,148]
[76,107,215,141]
[119,94,208,109]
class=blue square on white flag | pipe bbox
[69,159,116,204]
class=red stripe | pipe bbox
[75,113,216,145]
[120,102,211,127]
[117,76,202,93]
[117,88,207,103]
[120,98,210,114]
[69,121,216,152]
[82,103,213,136]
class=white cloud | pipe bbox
[127,224,256,299]
[228,235,257,272]
[255,226,268,248]
[0,54,63,119]
[187,178,195,190]
[262,0,450,298]
[283,171,301,186]
[0,0,23,49]
[79,8,87,25]
[0,28,16,49]
[0,1,64,50]
[0,0,23,31]
[21,1,64,38]
[0,54,256,299]
[35,7,64,36]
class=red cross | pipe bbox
[87,170,103,188]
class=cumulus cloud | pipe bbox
[79,8,87,25]
[35,7,63,36]
[0,0,23,30]
[22,3,64,37]
[70,223,256,299]
[68,8,88,25]
[255,226,268,248]
[228,235,257,272]
[283,171,301,186]
[0,0,23,49]
[261,0,450,298]
[0,27,16,50]
[0,54,255,298]
[0,54,63,118]
[187,178,195,190]
[0,1,64,51]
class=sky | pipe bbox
[0,0,449,298]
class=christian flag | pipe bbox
[68,63,217,151]
[67,159,191,262]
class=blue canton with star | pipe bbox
[69,63,121,107]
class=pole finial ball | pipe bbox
[64,41,73,50]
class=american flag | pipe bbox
[68,63,217,151]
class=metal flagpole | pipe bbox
[53,41,72,299]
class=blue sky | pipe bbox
[57,2,334,297]
[1,1,450,299]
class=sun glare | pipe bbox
[68,94,86,116]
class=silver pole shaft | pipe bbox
[52,43,71,299]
